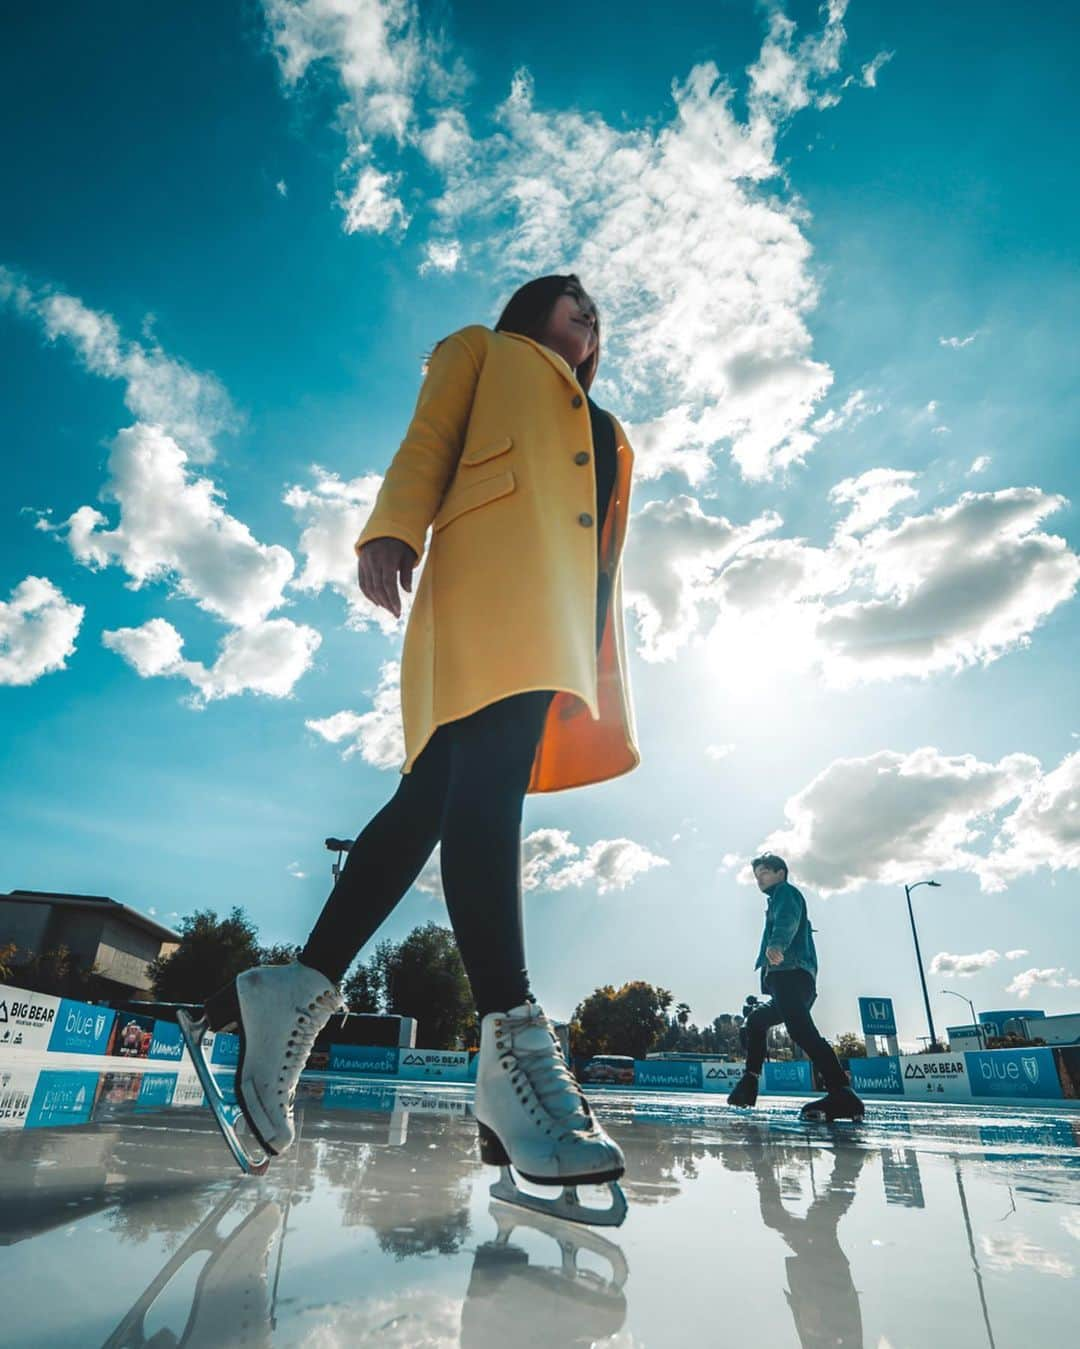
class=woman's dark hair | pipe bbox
[495,273,600,391]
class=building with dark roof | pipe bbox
[1,890,180,999]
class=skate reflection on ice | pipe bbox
[101,1186,283,1349]
[459,1199,628,1347]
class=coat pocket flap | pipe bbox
[460,435,512,466]
[433,470,516,532]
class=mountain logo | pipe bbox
[0,1001,7,1023]
[1021,1055,1040,1085]
[905,1063,926,1080]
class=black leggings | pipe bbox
[300,690,554,1017]
[744,970,848,1092]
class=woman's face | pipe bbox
[537,283,598,369]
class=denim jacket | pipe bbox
[754,880,818,990]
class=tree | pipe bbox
[376,922,474,1049]
[149,907,263,1003]
[0,941,16,983]
[833,1031,868,1059]
[342,959,383,1014]
[675,1002,691,1028]
[258,942,301,966]
[12,944,98,999]
[571,981,672,1059]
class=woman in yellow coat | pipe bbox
[193,276,638,1221]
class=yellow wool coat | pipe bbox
[354,323,640,794]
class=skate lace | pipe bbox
[501,1009,591,1137]
[279,989,342,1103]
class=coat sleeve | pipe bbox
[764,883,802,952]
[354,326,486,561]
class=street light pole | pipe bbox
[942,989,983,1051]
[904,880,942,1051]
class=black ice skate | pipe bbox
[799,1087,865,1123]
[726,1071,760,1109]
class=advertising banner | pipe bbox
[701,1061,748,1093]
[114,1012,156,1059]
[763,1060,813,1093]
[47,999,116,1056]
[397,1049,470,1081]
[171,1072,207,1108]
[848,1055,904,1096]
[899,1054,973,1102]
[859,997,897,1037]
[25,1069,99,1128]
[0,1065,39,1129]
[634,1059,703,1090]
[210,1032,240,1067]
[0,985,61,1053]
[135,1072,179,1112]
[148,1020,185,1062]
[967,1047,1063,1100]
[327,1043,400,1075]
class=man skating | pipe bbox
[727,854,864,1122]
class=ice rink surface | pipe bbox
[2,1057,1078,1348]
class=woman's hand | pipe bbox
[357,538,418,619]
[765,946,785,966]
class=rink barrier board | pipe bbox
[1,983,1073,1102]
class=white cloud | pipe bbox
[413,827,667,902]
[276,179,288,197]
[759,745,1041,896]
[624,483,1080,685]
[829,468,917,536]
[706,743,735,762]
[419,239,462,275]
[55,424,296,628]
[980,1235,1073,1279]
[0,576,85,686]
[929,950,1001,978]
[521,828,669,895]
[857,51,894,88]
[812,388,883,438]
[0,267,237,464]
[1005,948,1029,961]
[260,5,889,481]
[1005,967,1069,1000]
[978,751,1080,888]
[287,861,307,879]
[284,468,400,632]
[940,332,979,349]
[103,616,320,704]
[968,455,991,475]
[306,661,404,768]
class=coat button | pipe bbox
[578,512,594,528]
[571,394,583,408]
[574,451,589,466]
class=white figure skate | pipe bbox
[474,1002,627,1227]
[178,960,344,1173]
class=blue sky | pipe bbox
[2,1,1078,1046]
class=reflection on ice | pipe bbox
[1,1060,1078,1347]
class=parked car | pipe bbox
[581,1054,635,1085]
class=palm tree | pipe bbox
[675,1002,691,1029]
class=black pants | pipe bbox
[744,970,847,1092]
[300,690,554,1017]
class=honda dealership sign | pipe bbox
[859,998,897,1037]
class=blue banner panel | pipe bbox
[634,1059,703,1090]
[210,1032,241,1067]
[323,1081,400,1112]
[135,1072,178,1111]
[327,1043,400,1075]
[858,997,897,1036]
[967,1048,1062,1100]
[848,1055,904,1095]
[148,1020,185,1062]
[763,1059,813,1093]
[25,1070,99,1128]
[47,1000,116,1056]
